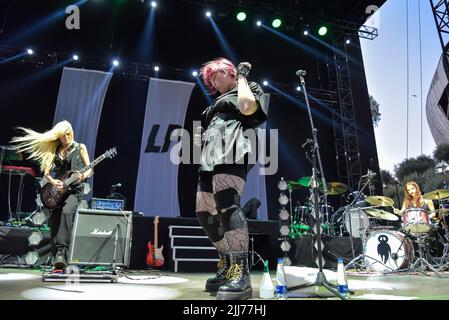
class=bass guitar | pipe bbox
[40,147,117,209]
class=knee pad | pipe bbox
[214,188,246,232]
[214,188,240,212]
[196,211,222,242]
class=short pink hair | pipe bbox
[200,57,237,94]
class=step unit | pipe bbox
[168,225,219,272]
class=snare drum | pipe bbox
[401,208,431,233]
[364,230,414,272]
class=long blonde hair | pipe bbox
[10,120,74,173]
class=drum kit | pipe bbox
[287,176,449,273]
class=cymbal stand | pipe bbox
[408,234,440,274]
[433,195,449,271]
[288,187,293,227]
[341,173,372,259]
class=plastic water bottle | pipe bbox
[275,258,288,299]
[259,260,274,299]
[337,257,349,298]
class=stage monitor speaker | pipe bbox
[69,209,132,267]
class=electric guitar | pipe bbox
[40,147,117,209]
[146,216,165,268]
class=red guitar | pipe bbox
[146,216,165,268]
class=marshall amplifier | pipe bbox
[69,209,132,267]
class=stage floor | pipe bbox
[1,267,449,300]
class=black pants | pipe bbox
[48,193,82,255]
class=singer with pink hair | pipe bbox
[194,58,268,300]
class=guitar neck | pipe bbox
[154,219,158,248]
[64,153,107,186]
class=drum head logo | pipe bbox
[377,235,391,263]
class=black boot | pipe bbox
[216,252,252,300]
[205,253,230,292]
[53,248,67,270]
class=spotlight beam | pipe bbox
[4,0,88,44]
[307,34,361,67]
[195,77,213,105]
[207,17,238,64]
[0,51,27,65]
[260,24,325,61]
[267,83,333,127]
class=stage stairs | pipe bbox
[168,225,218,272]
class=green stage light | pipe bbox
[272,18,282,28]
[318,26,328,36]
[236,12,247,21]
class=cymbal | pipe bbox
[364,208,399,221]
[287,180,303,190]
[437,208,449,215]
[289,177,323,189]
[365,196,394,207]
[423,189,449,200]
[320,182,348,195]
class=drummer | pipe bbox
[399,181,436,219]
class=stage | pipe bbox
[1,267,449,300]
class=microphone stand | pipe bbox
[287,71,347,299]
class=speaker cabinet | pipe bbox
[69,209,132,267]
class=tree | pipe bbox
[394,155,436,182]
[380,169,394,185]
[434,143,449,164]
[369,95,381,127]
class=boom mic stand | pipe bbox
[286,70,346,299]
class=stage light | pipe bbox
[272,18,282,28]
[72,54,79,61]
[278,194,288,206]
[205,11,212,18]
[27,49,34,55]
[303,30,309,36]
[28,231,43,247]
[277,178,288,191]
[262,80,268,86]
[236,12,246,21]
[296,86,301,92]
[256,20,262,27]
[280,241,291,252]
[154,66,159,72]
[150,1,157,8]
[280,225,290,236]
[112,59,119,67]
[279,209,289,220]
[24,251,39,266]
[192,70,198,77]
[318,26,328,36]
[345,38,351,45]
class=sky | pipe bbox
[360,0,441,174]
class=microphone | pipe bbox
[111,183,121,189]
[301,139,312,148]
[296,70,307,77]
[362,170,377,179]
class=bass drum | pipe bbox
[364,230,414,272]
[331,206,371,237]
